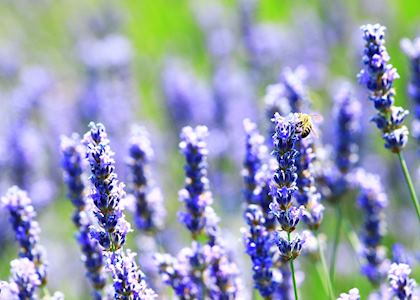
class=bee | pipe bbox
[296,113,323,138]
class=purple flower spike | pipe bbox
[126,126,166,234]
[60,134,106,297]
[83,122,131,252]
[2,186,47,286]
[358,24,409,152]
[178,126,213,239]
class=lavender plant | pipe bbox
[358,24,420,222]
[156,125,240,299]
[242,204,277,299]
[60,134,106,299]
[355,170,388,285]
[83,122,156,299]
[126,126,165,234]
[242,119,275,229]
[269,112,306,300]
[1,187,47,288]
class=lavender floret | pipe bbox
[388,263,417,300]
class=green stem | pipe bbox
[287,232,299,300]
[397,152,420,223]
[317,234,335,300]
[330,204,342,282]
[342,218,362,267]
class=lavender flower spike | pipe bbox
[388,263,417,300]
[5,258,41,300]
[269,112,302,230]
[83,122,131,251]
[60,134,106,297]
[333,84,361,174]
[126,126,165,234]
[401,37,420,148]
[355,170,388,284]
[242,204,276,298]
[242,119,268,205]
[336,288,360,300]
[2,186,47,286]
[178,126,213,239]
[358,24,409,152]
[242,119,275,229]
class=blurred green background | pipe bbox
[0,0,420,299]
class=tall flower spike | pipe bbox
[358,24,409,152]
[242,204,276,298]
[126,126,166,233]
[242,119,275,230]
[83,123,155,299]
[295,135,324,230]
[269,112,301,226]
[355,170,388,284]
[2,186,47,286]
[60,134,106,298]
[82,122,131,251]
[387,263,417,300]
[401,37,420,148]
[333,84,362,174]
[178,126,213,239]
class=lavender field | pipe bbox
[0,0,420,299]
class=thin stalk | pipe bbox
[315,261,328,296]
[287,232,299,300]
[342,218,362,267]
[397,152,420,223]
[317,234,335,300]
[330,204,342,282]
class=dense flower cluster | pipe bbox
[242,119,275,229]
[83,122,131,251]
[106,250,157,300]
[60,134,106,298]
[126,126,165,233]
[269,112,305,260]
[358,24,409,152]
[4,258,41,300]
[401,37,420,147]
[242,204,276,297]
[156,126,240,299]
[333,84,361,174]
[387,263,417,300]
[355,170,388,284]
[1,186,47,286]
[178,126,214,239]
